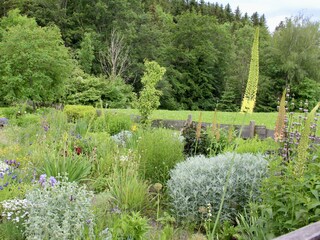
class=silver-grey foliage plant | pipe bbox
[167,153,268,224]
[24,176,95,240]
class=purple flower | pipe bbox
[49,176,57,187]
[43,125,49,132]
[39,174,47,186]
[0,117,8,126]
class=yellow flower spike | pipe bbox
[295,102,320,177]
[131,124,137,132]
[274,89,287,142]
[240,27,259,114]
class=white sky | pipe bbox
[206,0,320,32]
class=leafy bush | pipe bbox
[0,107,17,119]
[137,128,184,184]
[254,155,320,237]
[135,60,166,126]
[0,221,25,240]
[181,121,211,156]
[24,176,94,240]
[65,69,134,108]
[92,112,132,135]
[227,137,279,154]
[181,121,233,157]
[167,153,268,224]
[14,114,41,127]
[63,104,96,121]
[107,212,150,240]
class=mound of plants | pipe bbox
[167,153,269,224]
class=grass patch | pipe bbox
[107,109,278,129]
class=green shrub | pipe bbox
[63,104,96,121]
[1,107,17,119]
[0,221,25,240]
[65,69,134,108]
[254,155,320,237]
[137,128,184,184]
[24,176,94,240]
[14,114,41,127]
[107,164,150,213]
[227,137,279,154]
[91,111,132,135]
[181,122,233,157]
[181,121,211,156]
[108,212,150,240]
[167,153,268,224]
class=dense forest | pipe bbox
[0,0,319,111]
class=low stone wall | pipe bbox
[150,117,275,140]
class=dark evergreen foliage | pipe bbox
[0,0,319,111]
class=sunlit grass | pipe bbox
[107,109,278,129]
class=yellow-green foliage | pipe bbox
[295,102,320,177]
[241,27,259,114]
[136,60,166,126]
[63,104,96,121]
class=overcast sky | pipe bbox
[206,0,320,32]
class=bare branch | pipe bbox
[99,29,129,79]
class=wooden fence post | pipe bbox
[249,120,255,138]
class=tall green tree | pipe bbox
[136,60,166,126]
[165,11,233,110]
[264,15,320,109]
[0,9,74,105]
[78,32,94,74]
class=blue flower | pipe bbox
[39,174,47,186]
[49,176,57,187]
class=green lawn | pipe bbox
[107,109,279,129]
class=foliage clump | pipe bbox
[23,175,95,240]
[181,121,233,157]
[137,128,184,184]
[0,9,74,105]
[167,153,268,224]
[136,60,166,126]
[63,104,96,121]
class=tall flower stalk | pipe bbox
[210,27,260,238]
[274,89,287,142]
[240,27,259,114]
[295,102,320,177]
